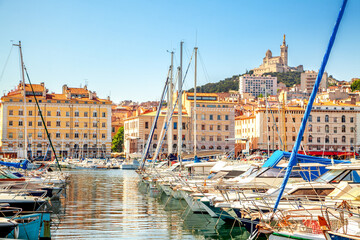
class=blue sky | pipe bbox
[0,0,359,103]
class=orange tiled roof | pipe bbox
[67,87,88,94]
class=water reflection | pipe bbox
[52,170,250,239]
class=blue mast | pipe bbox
[273,0,348,212]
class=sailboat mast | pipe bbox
[194,47,198,157]
[178,41,183,169]
[168,51,174,156]
[265,85,270,156]
[14,41,28,159]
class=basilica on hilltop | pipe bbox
[252,35,303,75]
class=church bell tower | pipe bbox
[280,34,288,66]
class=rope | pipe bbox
[0,45,13,83]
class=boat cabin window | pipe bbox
[315,170,349,183]
[257,168,302,178]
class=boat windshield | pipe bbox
[241,166,259,178]
[257,167,302,178]
[314,170,345,183]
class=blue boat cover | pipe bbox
[0,159,29,169]
[262,150,350,181]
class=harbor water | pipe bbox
[52,169,251,239]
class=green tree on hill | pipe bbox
[351,79,360,91]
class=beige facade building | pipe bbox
[307,103,360,154]
[124,92,235,157]
[300,70,328,93]
[0,83,112,159]
[252,35,303,75]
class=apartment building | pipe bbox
[239,75,277,98]
[0,83,112,159]
[301,70,328,93]
[124,92,236,157]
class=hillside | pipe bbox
[187,71,302,93]
[187,75,240,93]
[261,72,301,87]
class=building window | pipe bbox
[29,110,33,116]
[93,111,97,117]
[173,135,177,140]
[292,136,296,141]
[102,122,106,128]
[292,127,295,132]
[38,121,42,126]
[317,126,321,132]
[47,111,51,116]
[9,110,13,115]
[217,115,221,120]
[84,133,88,138]
[9,121,13,126]
[201,124,205,131]
[29,121,32,126]
[342,136,346,143]
[217,136,222,141]
[66,122,70,127]
[217,125,221,131]
[325,135,329,143]
[209,125,213,131]
[66,133,69,138]
[325,125,329,133]
[93,133,97,138]
[225,115,229,120]
[173,122,177,129]
[102,133,106,139]
[56,111,61,116]
[84,112,88,117]
[342,115,346,123]
[268,117,270,122]
[102,112,106,117]
[56,133,60,138]
[201,114,205,120]
[342,125,346,133]
[84,122,88,127]
[182,135,185,141]
[309,115,312,122]
[182,122,186,130]
[209,136,213,141]
[325,115,329,122]
[56,121,60,127]
[75,133,79,138]
[8,133,13,139]
[308,124,312,132]
[334,117,337,123]
[276,117,278,122]
[292,118,296,123]
[75,111,79,117]
[334,138,337,143]
[351,127,355,133]
[154,134,158,140]
[19,110,23,116]
[351,138,354,144]
[317,117,320,122]
[334,127,337,133]
[47,121,51,127]
[19,132,23,139]
[93,122,98,127]
[350,117,354,123]
[225,125,229,131]
[75,122,79,127]
[66,112,70,117]
[145,122,149,129]
[209,114,213,120]
[38,132,42,138]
